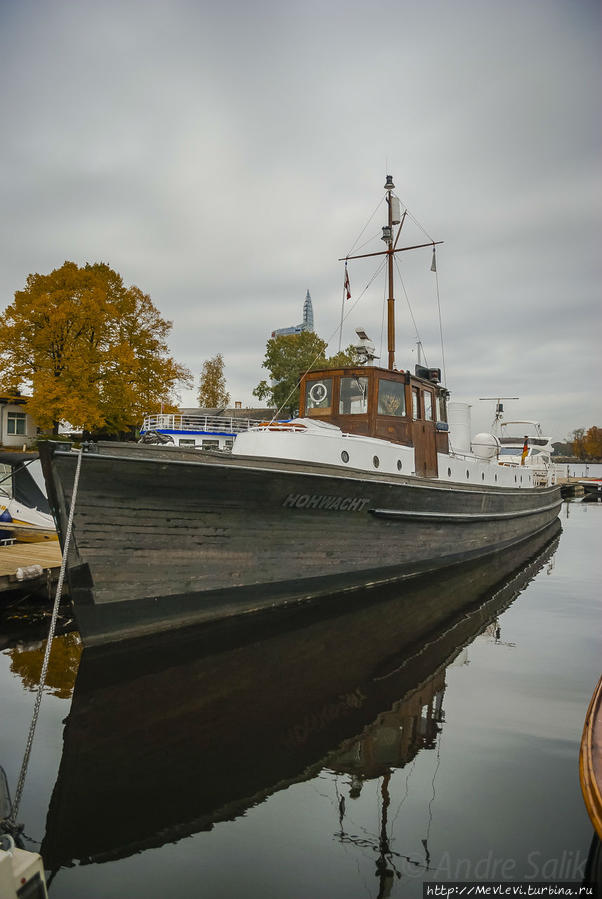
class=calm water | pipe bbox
[1,500,600,898]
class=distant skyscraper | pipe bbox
[302,289,314,331]
[272,290,314,338]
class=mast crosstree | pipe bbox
[339,175,443,370]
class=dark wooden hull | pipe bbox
[41,520,561,867]
[39,441,562,646]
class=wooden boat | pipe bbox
[580,674,602,838]
[41,520,560,868]
[39,175,562,647]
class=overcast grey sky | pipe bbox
[1,0,600,440]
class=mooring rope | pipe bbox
[7,447,83,831]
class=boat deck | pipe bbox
[0,541,63,597]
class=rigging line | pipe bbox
[346,195,386,258]
[269,257,387,422]
[351,230,384,256]
[379,269,387,363]
[8,447,83,830]
[424,729,442,849]
[396,202,435,243]
[393,256,428,368]
[433,249,448,386]
[337,278,346,353]
[390,756,418,832]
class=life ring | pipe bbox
[309,382,328,404]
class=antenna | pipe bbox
[353,328,379,365]
[479,397,519,430]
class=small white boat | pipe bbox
[493,419,555,488]
[0,492,57,543]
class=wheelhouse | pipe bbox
[299,365,449,477]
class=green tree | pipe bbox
[199,353,230,407]
[253,331,358,416]
[0,261,192,434]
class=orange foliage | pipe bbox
[584,426,602,459]
[0,262,192,433]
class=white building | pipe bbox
[0,394,38,448]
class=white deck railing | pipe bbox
[141,413,268,434]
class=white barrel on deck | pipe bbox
[472,432,500,459]
[447,402,472,453]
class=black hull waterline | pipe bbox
[39,441,562,646]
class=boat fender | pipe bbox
[15,565,44,582]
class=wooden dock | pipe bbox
[558,477,585,498]
[0,541,63,598]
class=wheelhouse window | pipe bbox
[305,378,333,414]
[377,379,406,417]
[339,376,368,414]
[423,390,434,421]
[7,412,26,435]
[412,387,420,419]
[437,393,447,423]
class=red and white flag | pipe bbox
[344,264,351,300]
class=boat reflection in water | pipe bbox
[42,520,561,876]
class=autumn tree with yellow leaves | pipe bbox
[198,353,230,408]
[571,426,602,460]
[0,261,192,434]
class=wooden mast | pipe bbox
[385,176,395,370]
[339,176,443,374]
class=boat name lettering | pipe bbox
[282,493,370,512]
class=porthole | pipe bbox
[397,459,402,471]
[309,381,328,404]
[448,467,452,477]
[373,455,380,469]
[466,469,470,479]
[341,450,349,463]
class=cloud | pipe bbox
[0,0,600,439]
